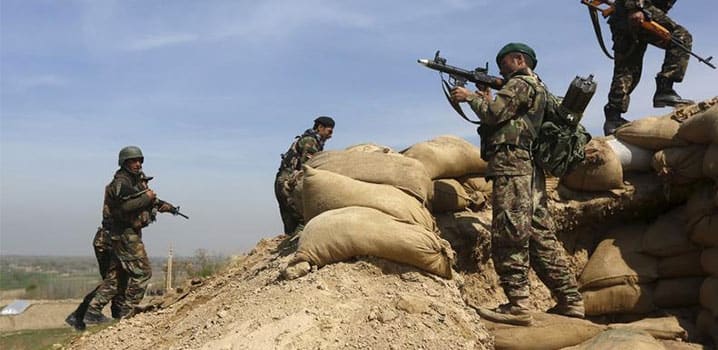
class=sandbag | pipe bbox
[563,329,666,350]
[704,144,718,179]
[295,207,454,278]
[401,135,487,179]
[431,179,470,213]
[344,143,396,154]
[701,248,718,275]
[684,188,717,228]
[306,150,433,202]
[615,114,688,150]
[579,225,657,290]
[458,174,492,194]
[657,251,705,278]
[677,104,718,144]
[608,316,687,340]
[606,136,654,172]
[700,277,718,317]
[653,277,703,308]
[301,166,435,231]
[641,208,695,257]
[651,145,707,184]
[485,312,606,350]
[691,213,718,247]
[696,309,718,345]
[583,283,655,316]
[562,138,624,192]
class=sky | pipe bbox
[1,1,716,257]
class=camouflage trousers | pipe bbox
[73,228,128,319]
[274,170,304,235]
[606,6,692,113]
[490,169,581,304]
[87,228,152,316]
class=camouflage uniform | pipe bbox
[467,69,582,305]
[275,129,325,235]
[606,0,691,113]
[86,168,155,317]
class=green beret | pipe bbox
[496,42,537,69]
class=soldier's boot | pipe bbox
[475,298,533,326]
[547,299,585,319]
[65,312,86,331]
[653,76,694,108]
[83,309,112,324]
[603,105,630,136]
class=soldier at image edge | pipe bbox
[451,43,584,326]
[274,116,335,236]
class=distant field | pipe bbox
[0,327,76,350]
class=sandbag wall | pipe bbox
[572,98,718,342]
[288,145,456,279]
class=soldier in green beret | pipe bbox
[451,43,583,325]
[275,116,335,236]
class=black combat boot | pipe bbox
[83,310,112,324]
[65,312,87,331]
[653,76,694,107]
[603,105,630,136]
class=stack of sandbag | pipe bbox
[561,137,625,192]
[402,135,490,214]
[579,225,659,316]
[685,187,718,343]
[291,146,455,279]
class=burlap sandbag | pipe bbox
[696,309,718,345]
[579,225,657,290]
[458,174,492,194]
[295,207,454,278]
[401,135,487,179]
[701,248,718,275]
[691,213,718,247]
[485,312,606,350]
[641,208,696,257]
[301,166,435,231]
[615,114,688,150]
[562,138,624,192]
[657,250,705,278]
[306,150,433,202]
[652,145,707,184]
[431,179,470,213]
[704,144,718,179]
[606,136,654,172]
[654,277,703,308]
[701,277,718,317]
[562,329,666,350]
[684,188,717,228]
[583,283,656,316]
[608,316,688,340]
[677,104,718,144]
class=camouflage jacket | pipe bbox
[467,69,547,177]
[613,0,674,16]
[278,129,325,175]
[103,169,154,234]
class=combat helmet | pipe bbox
[118,146,144,166]
[496,42,537,69]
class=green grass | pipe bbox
[0,328,76,350]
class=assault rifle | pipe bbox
[582,0,715,69]
[417,51,505,122]
[122,188,190,220]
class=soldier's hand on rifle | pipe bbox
[629,10,645,27]
[450,86,477,103]
[158,202,174,213]
[145,189,157,200]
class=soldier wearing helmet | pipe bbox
[451,43,583,325]
[66,146,175,330]
[275,116,335,236]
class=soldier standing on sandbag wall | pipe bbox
[451,43,584,326]
[67,146,178,330]
[603,0,693,135]
[275,116,335,236]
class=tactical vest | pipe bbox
[279,129,324,173]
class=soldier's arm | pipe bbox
[466,78,530,125]
[298,137,321,164]
[112,179,154,212]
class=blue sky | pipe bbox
[1,1,716,257]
